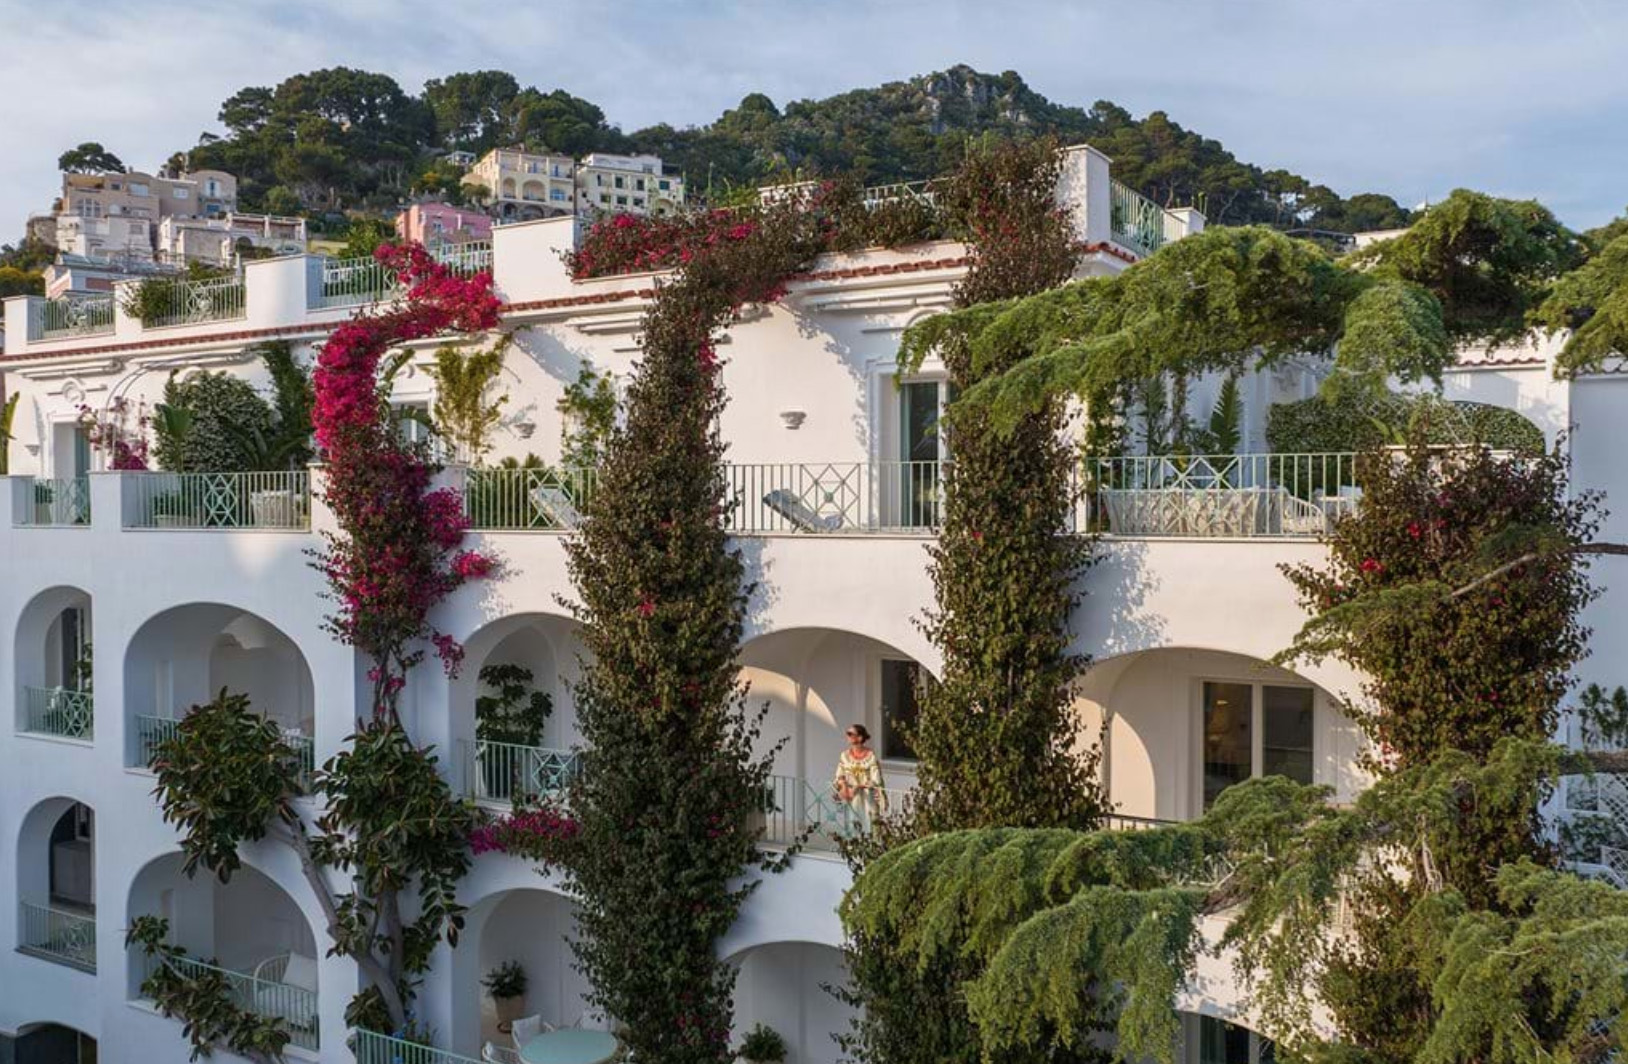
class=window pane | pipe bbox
[1199,1016,1253,1064]
[1263,686,1314,784]
[880,659,920,761]
[899,381,940,463]
[1203,682,1252,808]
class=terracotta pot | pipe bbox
[495,994,526,1026]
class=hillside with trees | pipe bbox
[154,63,1409,232]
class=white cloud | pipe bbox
[1,0,1623,238]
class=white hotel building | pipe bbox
[0,145,1623,1064]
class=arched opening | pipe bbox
[1076,648,1360,822]
[738,628,932,852]
[450,888,595,1057]
[520,179,546,202]
[729,941,854,1064]
[122,604,314,772]
[1177,1011,1275,1064]
[6,1022,98,1063]
[449,614,582,808]
[16,797,96,972]
[125,852,320,1052]
[14,586,94,741]
[500,177,517,199]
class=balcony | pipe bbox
[1110,180,1187,257]
[142,953,319,1052]
[462,740,579,806]
[355,1030,478,1064]
[123,471,311,530]
[30,294,115,341]
[136,714,313,787]
[18,900,96,972]
[141,276,247,328]
[15,477,91,527]
[312,243,494,310]
[23,686,94,741]
[1082,453,1360,538]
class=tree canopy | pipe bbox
[57,141,126,174]
[154,63,1411,230]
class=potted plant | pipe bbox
[482,960,528,1030]
[738,1023,787,1064]
[150,490,198,528]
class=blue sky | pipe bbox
[1,0,1624,238]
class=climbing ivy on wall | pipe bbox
[551,199,829,1062]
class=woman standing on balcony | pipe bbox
[833,724,887,831]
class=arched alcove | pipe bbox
[1076,647,1361,821]
[728,940,855,1064]
[125,852,320,1051]
[16,796,96,971]
[448,613,582,806]
[13,586,94,740]
[122,603,314,769]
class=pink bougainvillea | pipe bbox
[469,806,580,856]
[312,242,502,721]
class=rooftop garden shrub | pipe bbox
[153,371,276,472]
[1266,390,1546,456]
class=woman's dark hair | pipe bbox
[847,723,871,744]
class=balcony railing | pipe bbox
[125,471,310,530]
[459,455,1365,539]
[315,243,495,310]
[760,774,914,853]
[354,1030,480,1064]
[135,715,181,767]
[315,255,396,309]
[23,686,94,740]
[1110,180,1181,257]
[464,466,598,530]
[19,901,96,971]
[136,713,312,784]
[147,953,318,1051]
[726,461,944,533]
[32,295,115,341]
[18,477,91,527]
[1082,453,1360,538]
[143,276,247,328]
[462,740,580,805]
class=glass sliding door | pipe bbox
[895,380,945,528]
[1202,682,1253,810]
[1262,685,1314,785]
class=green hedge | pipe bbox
[1267,391,1545,455]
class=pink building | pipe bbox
[395,203,493,246]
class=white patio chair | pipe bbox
[763,489,843,532]
[512,1014,545,1051]
[529,485,583,529]
[250,951,318,1029]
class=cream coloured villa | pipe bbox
[1,144,1622,1064]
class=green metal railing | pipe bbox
[18,477,91,527]
[316,255,397,308]
[136,713,311,783]
[1081,453,1360,538]
[1110,180,1179,257]
[19,901,96,971]
[316,242,494,310]
[464,466,598,530]
[150,954,318,1051]
[353,1030,482,1064]
[135,715,181,767]
[126,471,310,529]
[726,461,944,533]
[32,295,115,341]
[23,686,94,740]
[434,240,493,276]
[144,277,247,328]
[462,740,579,804]
[760,774,913,853]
